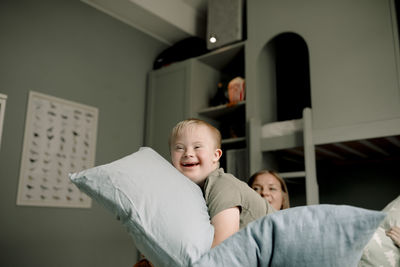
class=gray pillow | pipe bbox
[69,147,214,267]
[193,205,385,267]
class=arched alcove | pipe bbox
[256,32,311,124]
[275,32,311,121]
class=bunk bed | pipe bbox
[248,107,400,205]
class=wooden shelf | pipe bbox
[196,41,245,71]
[198,101,245,120]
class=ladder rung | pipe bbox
[280,171,306,178]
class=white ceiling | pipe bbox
[82,0,208,45]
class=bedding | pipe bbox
[359,195,400,267]
[261,118,302,138]
[70,147,385,267]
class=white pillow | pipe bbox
[359,195,400,267]
[69,147,214,267]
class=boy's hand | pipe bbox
[211,207,240,248]
[386,226,400,247]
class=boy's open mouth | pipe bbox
[181,162,199,167]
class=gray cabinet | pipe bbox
[145,59,221,160]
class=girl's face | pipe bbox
[251,173,284,210]
[170,124,222,187]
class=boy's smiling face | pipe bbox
[171,124,222,187]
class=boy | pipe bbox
[169,118,275,248]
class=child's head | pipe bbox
[169,118,222,187]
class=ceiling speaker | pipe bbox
[207,0,244,50]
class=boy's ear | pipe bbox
[213,148,223,162]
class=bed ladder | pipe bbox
[248,107,319,205]
[282,108,319,205]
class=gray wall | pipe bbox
[0,0,166,266]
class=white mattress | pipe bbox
[261,119,303,138]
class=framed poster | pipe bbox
[17,91,98,208]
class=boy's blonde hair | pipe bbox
[169,118,222,149]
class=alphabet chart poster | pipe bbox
[17,91,98,208]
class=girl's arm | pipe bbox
[210,207,240,248]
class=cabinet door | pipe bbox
[145,62,189,160]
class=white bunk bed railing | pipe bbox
[248,107,319,205]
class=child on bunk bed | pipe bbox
[169,118,276,248]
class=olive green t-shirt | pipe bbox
[203,168,275,229]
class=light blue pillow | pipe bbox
[69,147,214,267]
[193,205,385,267]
